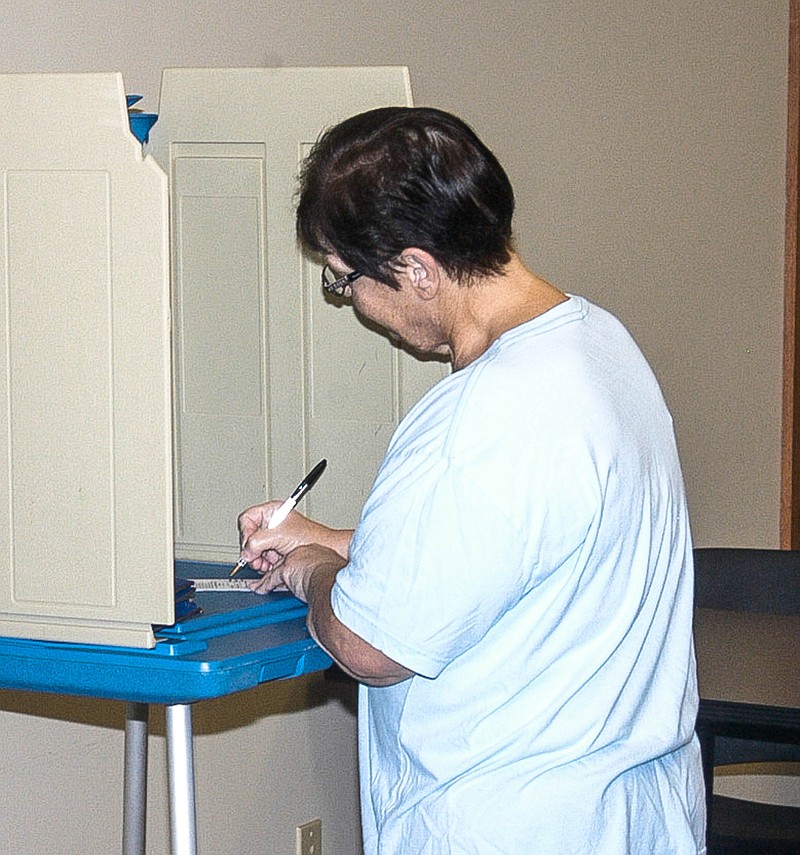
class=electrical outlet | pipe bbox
[296,819,322,855]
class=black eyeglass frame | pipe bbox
[321,265,363,296]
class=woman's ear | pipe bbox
[398,248,441,300]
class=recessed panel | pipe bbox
[6,170,114,606]
[172,151,268,556]
[176,163,265,415]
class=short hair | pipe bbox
[296,107,515,287]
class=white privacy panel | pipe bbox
[6,170,115,607]
[171,145,269,551]
[0,73,173,646]
[151,67,447,561]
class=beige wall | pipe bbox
[0,1,789,852]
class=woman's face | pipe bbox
[324,255,448,359]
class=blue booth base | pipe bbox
[0,561,332,705]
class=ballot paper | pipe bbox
[189,578,254,592]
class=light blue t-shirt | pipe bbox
[331,296,706,854]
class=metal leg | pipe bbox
[123,701,149,855]
[166,703,198,855]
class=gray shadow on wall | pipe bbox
[0,668,357,737]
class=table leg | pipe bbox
[123,701,149,855]
[166,703,198,855]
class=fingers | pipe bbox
[247,572,288,595]
[240,549,283,577]
[242,547,288,593]
[237,502,274,546]
[263,548,283,567]
[241,528,289,568]
[239,510,311,568]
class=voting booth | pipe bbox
[0,67,446,648]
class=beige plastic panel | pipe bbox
[0,73,174,646]
[150,67,447,562]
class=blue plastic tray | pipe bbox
[0,561,331,704]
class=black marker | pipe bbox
[230,459,328,576]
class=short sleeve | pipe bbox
[331,457,527,678]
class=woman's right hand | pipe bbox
[237,503,353,574]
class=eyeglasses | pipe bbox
[321,264,363,297]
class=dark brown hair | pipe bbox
[296,107,515,287]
